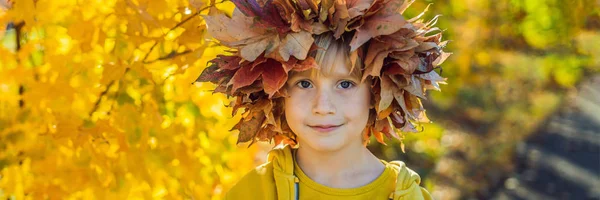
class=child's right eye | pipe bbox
[296,80,313,89]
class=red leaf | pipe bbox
[229,64,264,93]
[196,63,235,84]
[260,59,288,98]
[213,55,242,70]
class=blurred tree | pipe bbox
[386,0,600,199]
[0,0,258,199]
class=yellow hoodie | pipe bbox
[224,145,433,200]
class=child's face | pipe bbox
[284,54,371,152]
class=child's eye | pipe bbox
[337,80,355,89]
[296,80,313,89]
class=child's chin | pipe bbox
[305,139,347,152]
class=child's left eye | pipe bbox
[337,80,355,89]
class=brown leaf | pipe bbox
[332,0,350,38]
[291,13,314,32]
[240,36,272,61]
[347,0,373,18]
[278,31,315,61]
[393,88,411,120]
[403,75,425,99]
[349,0,409,51]
[375,119,400,140]
[292,56,319,72]
[378,75,395,113]
[202,8,266,46]
[415,42,438,52]
[236,113,266,144]
[417,70,446,83]
[231,0,289,33]
[213,55,242,70]
[432,51,452,66]
[392,54,420,74]
[311,23,330,34]
[404,91,429,123]
[196,63,236,84]
[389,74,409,88]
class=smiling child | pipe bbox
[196,0,450,199]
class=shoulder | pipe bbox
[385,160,422,186]
[225,145,296,200]
[385,160,434,200]
[224,162,277,200]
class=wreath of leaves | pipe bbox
[196,0,451,150]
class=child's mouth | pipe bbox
[309,124,342,132]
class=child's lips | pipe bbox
[309,124,342,132]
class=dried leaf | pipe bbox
[231,0,288,33]
[432,51,452,66]
[349,0,409,51]
[261,60,288,98]
[378,75,395,113]
[375,119,399,140]
[236,113,266,144]
[196,63,236,84]
[291,56,319,71]
[417,70,446,83]
[403,75,425,99]
[240,36,272,61]
[202,8,265,46]
[390,111,405,128]
[278,31,314,61]
[347,0,373,18]
[372,127,386,145]
[229,65,263,93]
[214,55,243,70]
[415,41,438,52]
[393,88,412,120]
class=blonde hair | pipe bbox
[298,32,363,80]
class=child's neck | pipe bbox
[294,143,385,188]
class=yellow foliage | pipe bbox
[0,0,257,199]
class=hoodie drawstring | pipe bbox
[294,176,299,200]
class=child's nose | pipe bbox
[312,89,336,115]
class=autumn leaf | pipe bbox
[234,112,266,144]
[278,31,314,61]
[403,75,426,99]
[228,57,268,92]
[378,75,395,113]
[349,0,410,51]
[202,7,266,46]
[259,59,288,98]
[230,0,289,34]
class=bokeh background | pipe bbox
[0,0,598,199]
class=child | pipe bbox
[196,0,450,199]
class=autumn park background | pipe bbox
[0,0,598,199]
